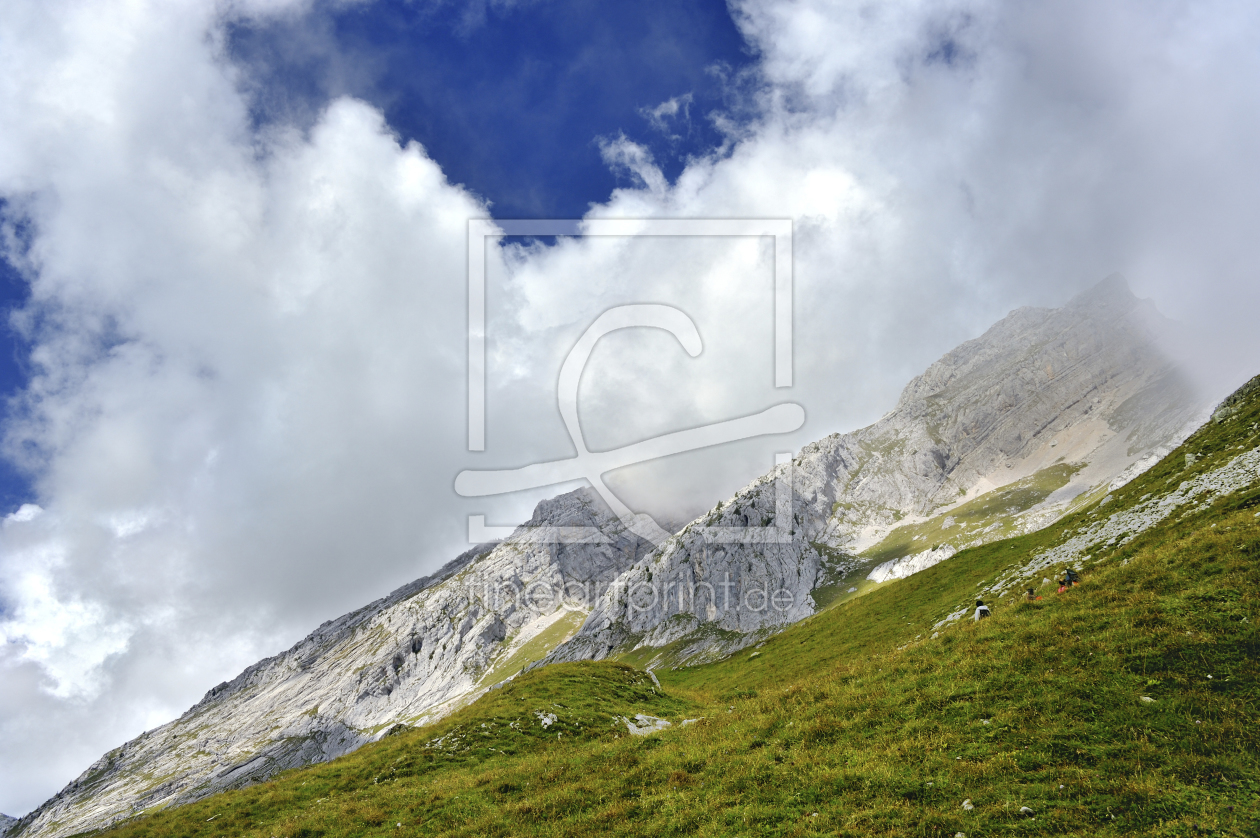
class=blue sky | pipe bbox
[0,247,27,513]
[0,0,755,516]
[229,0,754,219]
[2,0,1260,819]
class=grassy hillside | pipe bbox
[79,376,1260,838]
[862,462,1084,564]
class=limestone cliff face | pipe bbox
[15,490,649,838]
[809,273,1196,539]
[545,276,1200,667]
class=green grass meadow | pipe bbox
[81,378,1260,837]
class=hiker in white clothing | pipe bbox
[973,599,991,620]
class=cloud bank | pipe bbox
[2,0,1259,815]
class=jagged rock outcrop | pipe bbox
[13,490,650,838]
[1,814,18,837]
[803,274,1197,542]
[544,275,1201,667]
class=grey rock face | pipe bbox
[1,814,18,837]
[798,275,1197,548]
[921,271,1195,480]
[542,465,839,666]
[15,489,649,838]
[546,275,1201,667]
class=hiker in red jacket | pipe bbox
[1057,567,1080,593]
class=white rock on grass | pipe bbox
[1011,447,1260,584]
[620,714,672,736]
[868,545,957,583]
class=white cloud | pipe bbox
[1,560,132,701]
[640,92,694,139]
[0,0,495,812]
[2,0,1260,817]
[597,136,671,194]
[6,503,42,523]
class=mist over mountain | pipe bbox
[9,275,1206,838]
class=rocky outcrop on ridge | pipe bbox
[803,274,1197,541]
[544,275,1201,667]
[13,490,650,838]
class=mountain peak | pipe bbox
[1065,272,1137,310]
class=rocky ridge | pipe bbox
[543,276,1201,667]
[14,491,651,838]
